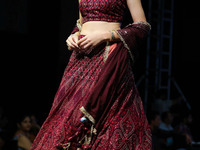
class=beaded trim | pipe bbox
[103,41,110,62]
[81,124,97,145]
[80,106,95,124]
[115,30,134,61]
[131,21,151,30]
[115,21,151,62]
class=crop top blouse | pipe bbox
[79,0,127,24]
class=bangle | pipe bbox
[109,30,115,41]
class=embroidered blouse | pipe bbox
[79,0,127,24]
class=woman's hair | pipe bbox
[15,113,31,125]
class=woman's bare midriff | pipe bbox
[80,21,121,35]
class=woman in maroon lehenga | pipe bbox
[31,0,152,149]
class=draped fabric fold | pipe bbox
[82,42,128,130]
[79,23,152,149]
[116,22,151,61]
[82,22,151,130]
[117,22,151,50]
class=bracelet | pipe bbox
[109,30,115,41]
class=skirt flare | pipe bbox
[30,41,152,150]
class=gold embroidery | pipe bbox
[61,142,71,150]
[115,30,134,61]
[103,41,110,62]
[78,107,98,149]
[133,21,151,30]
[80,106,95,124]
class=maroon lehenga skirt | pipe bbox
[31,36,152,150]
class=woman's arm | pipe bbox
[111,0,147,41]
[71,0,150,53]
[114,0,151,61]
[66,0,83,51]
[104,0,148,42]
[127,0,147,23]
[18,135,32,150]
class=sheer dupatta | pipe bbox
[79,22,151,143]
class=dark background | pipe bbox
[0,0,200,140]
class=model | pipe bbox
[31,0,152,149]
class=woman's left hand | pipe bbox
[77,32,110,53]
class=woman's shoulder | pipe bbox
[17,135,32,150]
[14,131,30,141]
[18,135,30,142]
[13,131,24,140]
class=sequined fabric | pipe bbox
[79,0,127,24]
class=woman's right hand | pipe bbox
[66,32,80,52]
